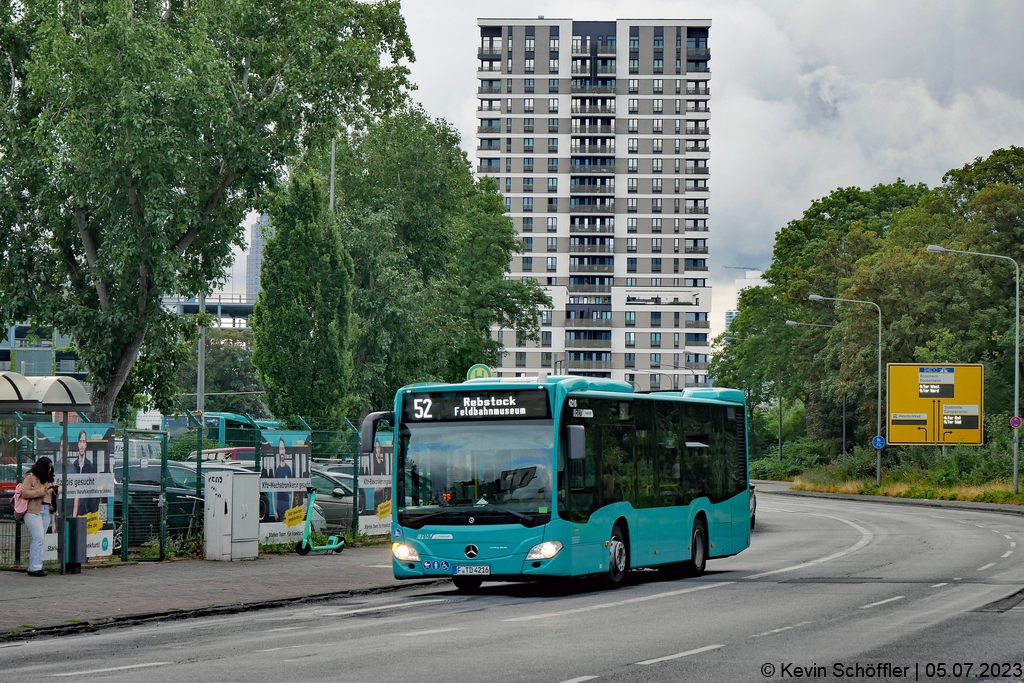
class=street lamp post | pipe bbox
[809,294,884,485]
[927,245,1020,493]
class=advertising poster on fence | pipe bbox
[259,431,312,544]
[35,423,116,558]
[358,431,392,536]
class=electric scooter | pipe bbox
[296,486,345,555]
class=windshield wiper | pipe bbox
[473,503,533,523]
[401,504,541,529]
[402,509,456,530]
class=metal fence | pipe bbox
[0,425,184,569]
[0,413,371,569]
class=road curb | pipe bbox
[769,487,1024,516]
[0,579,449,643]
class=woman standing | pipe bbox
[22,457,57,577]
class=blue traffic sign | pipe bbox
[872,435,886,449]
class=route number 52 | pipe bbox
[414,398,433,419]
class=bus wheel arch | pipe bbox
[686,513,708,576]
[607,518,630,585]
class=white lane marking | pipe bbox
[1003,551,1014,558]
[859,596,905,609]
[256,645,308,653]
[954,577,962,580]
[396,627,466,637]
[1005,534,1014,540]
[321,599,445,617]
[977,563,996,571]
[992,529,1002,534]
[750,621,813,638]
[636,644,725,665]
[746,514,873,579]
[557,677,600,683]
[929,515,945,519]
[957,520,967,524]
[266,627,301,633]
[930,583,948,588]
[51,662,170,677]
[503,582,733,622]
[1012,542,1017,548]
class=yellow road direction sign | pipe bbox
[887,364,984,445]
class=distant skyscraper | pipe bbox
[724,270,767,329]
[725,309,739,331]
[246,213,270,301]
[476,17,712,391]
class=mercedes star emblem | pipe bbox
[465,544,479,559]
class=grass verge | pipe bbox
[792,477,1024,506]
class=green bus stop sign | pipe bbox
[466,364,492,380]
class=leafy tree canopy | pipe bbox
[251,175,354,421]
[715,147,1024,456]
[317,107,550,413]
[173,328,269,418]
[0,0,412,421]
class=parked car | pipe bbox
[185,447,256,464]
[309,468,355,531]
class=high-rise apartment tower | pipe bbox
[476,18,712,390]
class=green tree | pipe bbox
[251,176,354,420]
[0,0,412,421]
[173,329,269,418]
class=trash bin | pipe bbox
[65,517,88,574]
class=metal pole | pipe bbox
[778,367,783,462]
[842,392,847,456]
[876,305,882,486]
[60,415,68,575]
[197,292,206,414]
[1014,259,1020,494]
[925,247,1019,493]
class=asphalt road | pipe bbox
[3,488,1024,683]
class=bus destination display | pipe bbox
[403,389,551,422]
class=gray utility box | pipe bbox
[61,516,88,573]
[204,470,260,561]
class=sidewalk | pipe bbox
[0,546,442,640]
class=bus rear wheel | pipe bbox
[686,519,707,576]
[607,523,629,585]
[452,576,484,592]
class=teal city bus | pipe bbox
[360,375,750,591]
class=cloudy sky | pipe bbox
[224,0,1024,335]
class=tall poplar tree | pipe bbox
[251,176,354,420]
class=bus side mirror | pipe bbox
[359,411,394,454]
[567,425,586,461]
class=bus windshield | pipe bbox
[397,420,554,528]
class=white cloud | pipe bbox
[233,1,1024,339]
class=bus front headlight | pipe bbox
[391,543,421,562]
[526,540,563,560]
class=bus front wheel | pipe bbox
[452,576,484,592]
[607,523,629,585]
[686,519,707,576]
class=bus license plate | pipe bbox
[453,565,490,576]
